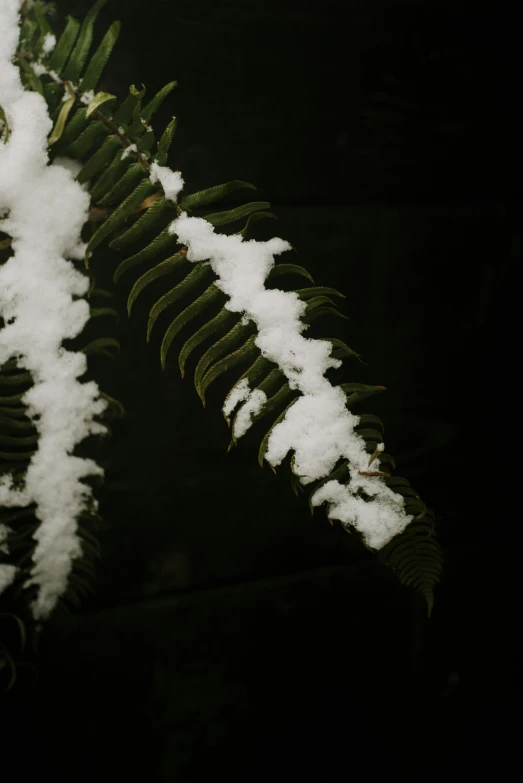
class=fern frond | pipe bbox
[47,15,81,74]
[7,0,444,621]
[179,180,257,211]
[88,147,133,203]
[113,226,180,283]
[109,197,174,250]
[113,83,146,125]
[258,397,300,468]
[47,81,76,145]
[179,306,235,378]
[154,116,178,166]
[160,283,223,369]
[198,334,260,406]
[85,177,157,262]
[85,91,117,119]
[81,336,120,357]
[193,318,256,397]
[141,81,178,124]
[237,211,278,237]
[67,118,109,158]
[204,201,272,227]
[49,106,88,153]
[126,251,189,313]
[268,263,315,284]
[76,133,123,183]
[378,512,443,617]
[97,161,146,206]
[79,20,121,93]
[146,263,213,341]
[61,0,109,84]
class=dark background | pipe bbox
[4,1,520,781]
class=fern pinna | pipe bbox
[0,0,443,683]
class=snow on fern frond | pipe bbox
[0,0,106,621]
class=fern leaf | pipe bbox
[384,476,411,489]
[307,460,351,515]
[33,0,54,60]
[113,226,180,284]
[131,125,156,152]
[257,397,299,467]
[160,283,222,369]
[50,107,88,153]
[154,117,178,166]
[198,335,258,406]
[48,15,81,74]
[226,366,285,433]
[89,287,115,300]
[113,83,146,125]
[253,380,297,426]
[0,415,35,433]
[302,294,342,313]
[339,383,387,408]
[0,450,35,461]
[79,20,121,93]
[389,486,419,500]
[178,307,235,378]
[222,355,274,422]
[147,263,213,341]
[81,337,120,357]
[377,452,395,471]
[179,181,257,212]
[62,0,109,84]
[126,251,188,313]
[0,105,10,144]
[204,202,271,227]
[0,407,27,418]
[0,393,25,407]
[85,91,117,119]
[237,211,278,237]
[71,559,98,581]
[304,305,351,324]
[67,120,109,158]
[109,197,174,250]
[48,84,76,145]
[316,337,364,363]
[76,134,123,183]
[97,161,146,207]
[85,177,157,263]
[88,149,132,203]
[356,428,384,445]
[379,517,443,616]
[356,413,385,433]
[0,372,32,388]
[268,263,315,284]
[0,434,38,448]
[43,82,63,115]
[193,318,255,395]
[89,307,119,322]
[255,367,285,398]
[17,57,44,95]
[18,16,38,54]
[142,81,178,123]
[295,286,346,301]
[98,391,125,418]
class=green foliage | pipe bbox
[0,0,444,679]
[61,0,109,84]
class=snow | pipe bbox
[149,161,184,202]
[169,214,413,548]
[0,0,107,620]
[0,0,414,623]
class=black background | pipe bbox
[3,1,520,781]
